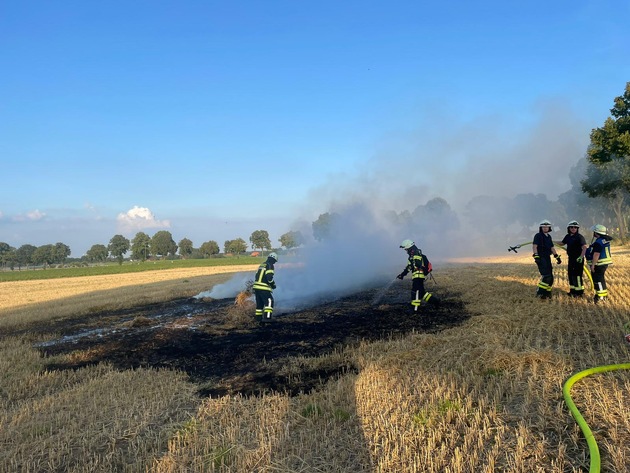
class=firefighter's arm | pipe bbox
[551,242,561,263]
[577,244,587,263]
[397,267,409,280]
[266,269,276,289]
[417,257,425,272]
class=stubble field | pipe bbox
[0,253,629,472]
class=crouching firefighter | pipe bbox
[532,220,561,299]
[586,224,613,304]
[253,252,278,322]
[397,239,439,312]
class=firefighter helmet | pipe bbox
[567,220,580,228]
[539,220,552,231]
[591,224,607,236]
[268,252,278,262]
[400,239,415,250]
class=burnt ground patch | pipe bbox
[32,283,471,397]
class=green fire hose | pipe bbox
[562,360,630,472]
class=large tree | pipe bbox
[32,244,55,268]
[224,238,247,255]
[178,238,194,259]
[581,159,628,238]
[108,234,131,265]
[0,244,17,270]
[312,212,340,241]
[151,231,177,259]
[53,242,71,264]
[15,244,37,270]
[199,240,220,258]
[411,197,460,232]
[249,230,271,255]
[279,230,304,250]
[0,242,12,269]
[86,244,109,263]
[557,157,616,230]
[131,232,151,261]
[582,82,630,239]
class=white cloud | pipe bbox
[27,209,46,220]
[116,206,171,233]
[12,209,46,222]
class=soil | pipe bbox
[23,281,471,398]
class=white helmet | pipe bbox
[539,220,552,231]
[591,224,607,236]
[268,252,278,261]
[400,239,415,250]
[567,220,580,228]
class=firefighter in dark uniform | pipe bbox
[585,224,613,303]
[253,252,278,322]
[560,220,587,297]
[397,239,438,312]
[532,220,561,299]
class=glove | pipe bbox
[576,256,583,263]
[270,282,276,290]
[532,253,540,261]
[554,255,562,264]
[396,273,405,280]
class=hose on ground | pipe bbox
[562,362,630,472]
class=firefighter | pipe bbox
[560,220,587,297]
[532,220,561,299]
[397,239,438,312]
[585,224,613,303]
[253,252,278,322]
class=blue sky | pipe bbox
[1,1,629,256]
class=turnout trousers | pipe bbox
[567,257,585,296]
[410,278,438,311]
[591,265,608,302]
[535,256,554,298]
[254,289,274,321]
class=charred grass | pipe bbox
[1,253,629,472]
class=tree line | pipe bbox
[0,229,306,270]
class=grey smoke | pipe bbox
[196,101,593,309]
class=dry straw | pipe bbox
[1,253,629,472]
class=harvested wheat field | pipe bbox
[0,253,629,472]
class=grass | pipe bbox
[0,256,264,282]
[1,251,629,471]
[0,264,259,329]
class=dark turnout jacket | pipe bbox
[253,257,276,291]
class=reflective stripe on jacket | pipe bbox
[253,261,275,291]
[586,237,612,266]
[405,250,428,280]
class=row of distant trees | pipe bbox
[0,229,307,270]
[0,242,71,270]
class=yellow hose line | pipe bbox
[583,264,594,292]
[563,363,630,472]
